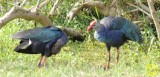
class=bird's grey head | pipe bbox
[87,20,103,31]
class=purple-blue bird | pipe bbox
[87,16,143,69]
[12,26,68,67]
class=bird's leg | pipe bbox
[106,50,110,69]
[106,45,111,69]
[37,55,43,67]
[116,48,119,64]
[38,44,52,68]
[38,43,52,68]
[38,39,57,68]
[40,56,47,66]
[38,56,47,68]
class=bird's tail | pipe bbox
[134,30,143,44]
[14,40,39,54]
[121,21,143,43]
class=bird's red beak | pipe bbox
[87,20,97,31]
[87,25,92,31]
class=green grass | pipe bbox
[0,0,160,76]
[0,20,160,77]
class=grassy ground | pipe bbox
[0,0,160,76]
[0,20,160,77]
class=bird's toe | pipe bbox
[37,62,45,68]
[104,64,109,70]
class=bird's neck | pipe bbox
[94,25,107,37]
[94,24,109,43]
[93,23,107,37]
[94,23,106,32]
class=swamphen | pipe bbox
[12,26,68,67]
[87,16,143,69]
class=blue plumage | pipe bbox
[12,26,68,67]
[12,26,63,43]
[87,16,143,69]
[99,16,143,43]
[94,30,126,47]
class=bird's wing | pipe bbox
[12,26,63,43]
[100,16,124,30]
[114,17,143,43]
[100,16,143,43]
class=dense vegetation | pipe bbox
[0,0,160,77]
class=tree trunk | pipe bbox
[0,6,85,41]
[147,0,160,40]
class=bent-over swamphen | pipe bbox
[87,16,143,69]
[12,26,68,67]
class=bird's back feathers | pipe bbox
[12,26,63,43]
[12,26,68,56]
[14,40,45,54]
[99,16,143,43]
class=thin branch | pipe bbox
[0,1,85,41]
[147,0,160,40]
[34,0,41,12]
[0,6,53,28]
[29,0,50,14]
[14,0,21,6]
[66,2,84,20]
[20,0,27,7]
[67,0,109,20]
[127,3,151,18]
[110,0,117,7]
[63,27,85,41]
[49,0,61,16]
[39,0,50,8]
[36,0,41,8]
[135,0,150,13]
[127,9,139,12]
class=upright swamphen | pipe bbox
[12,26,68,67]
[87,16,143,69]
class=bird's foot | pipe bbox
[37,62,45,68]
[116,60,118,64]
[104,64,109,70]
[98,64,109,70]
[37,56,47,68]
